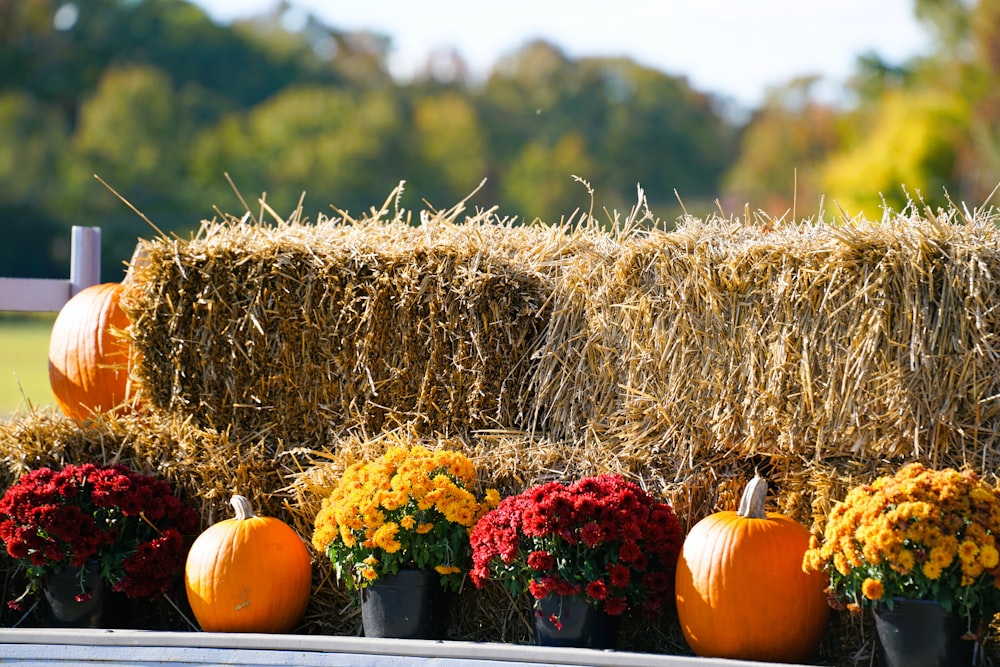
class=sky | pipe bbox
[189,0,933,111]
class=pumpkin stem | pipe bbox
[230,494,257,520]
[737,472,768,519]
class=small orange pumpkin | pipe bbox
[185,495,312,633]
[674,473,829,663]
[47,282,135,420]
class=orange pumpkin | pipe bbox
[185,495,312,633]
[47,282,135,420]
[674,473,829,663]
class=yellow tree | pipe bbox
[821,90,968,217]
[820,0,998,211]
[960,0,1000,201]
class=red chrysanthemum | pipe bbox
[0,463,199,607]
[469,473,681,616]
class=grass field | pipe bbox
[0,314,57,419]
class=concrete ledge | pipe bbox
[0,629,813,666]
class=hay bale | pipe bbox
[532,212,1000,465]
[121,208,603,446]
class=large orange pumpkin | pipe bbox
[674,474,829,663]
[48,282,135,420]
[185,495,312,633]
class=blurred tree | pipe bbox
[914,0,974,51]
[848,52,913,104]
[234,6,391,88]
[500,134,597,223]
[594,58,735,209]
[407,92,488,208]
[0,0,746,278]
[0,90,74,278]
[0,89,69,278]
[479,40,734,221]
[0,0,346,127]
[68,65,190,195]
[813,0,996,212]
[479,40,573,172]
[0,205,68,279]
[959,0,1000,202]
[414,47,472,87]
[191,86,407,218]
[722,78,841,217]
[63,64,201,278]
[0,91,71,210]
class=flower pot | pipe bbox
[43,562,105,628]
[533,594,620,650]
[361,569,447,639]
[873,598,976,667]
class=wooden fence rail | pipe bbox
[0,226,101,312]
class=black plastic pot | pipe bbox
[361,569,447,639]
[532,594,620,650]
[873,598,976,667]
[43,562,105,628]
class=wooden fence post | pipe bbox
[70,226,101,297]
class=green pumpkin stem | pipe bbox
[737,472,768,519]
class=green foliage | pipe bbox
[21,0,1000,285]
[408,93,488,208]
[0,92,74,278]
[0,92,71,208]
[501,135,596,223]
[69,65,191,194]
[193,86,407,216]
[8,0,1000,274]
[478,41,736,221]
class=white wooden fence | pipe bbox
[0,628,781,667]
[0,226,101,312]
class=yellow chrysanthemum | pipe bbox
[979,544,1000,569]
[959,540,980,566]
[312,442,503,592]
[929,545,954,569]
[371,522,402,553]
[802,462,1000,616]
[922,562,943,580]
[890,548,915,575]
[339,526,357,548]
[861,578,884,600]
